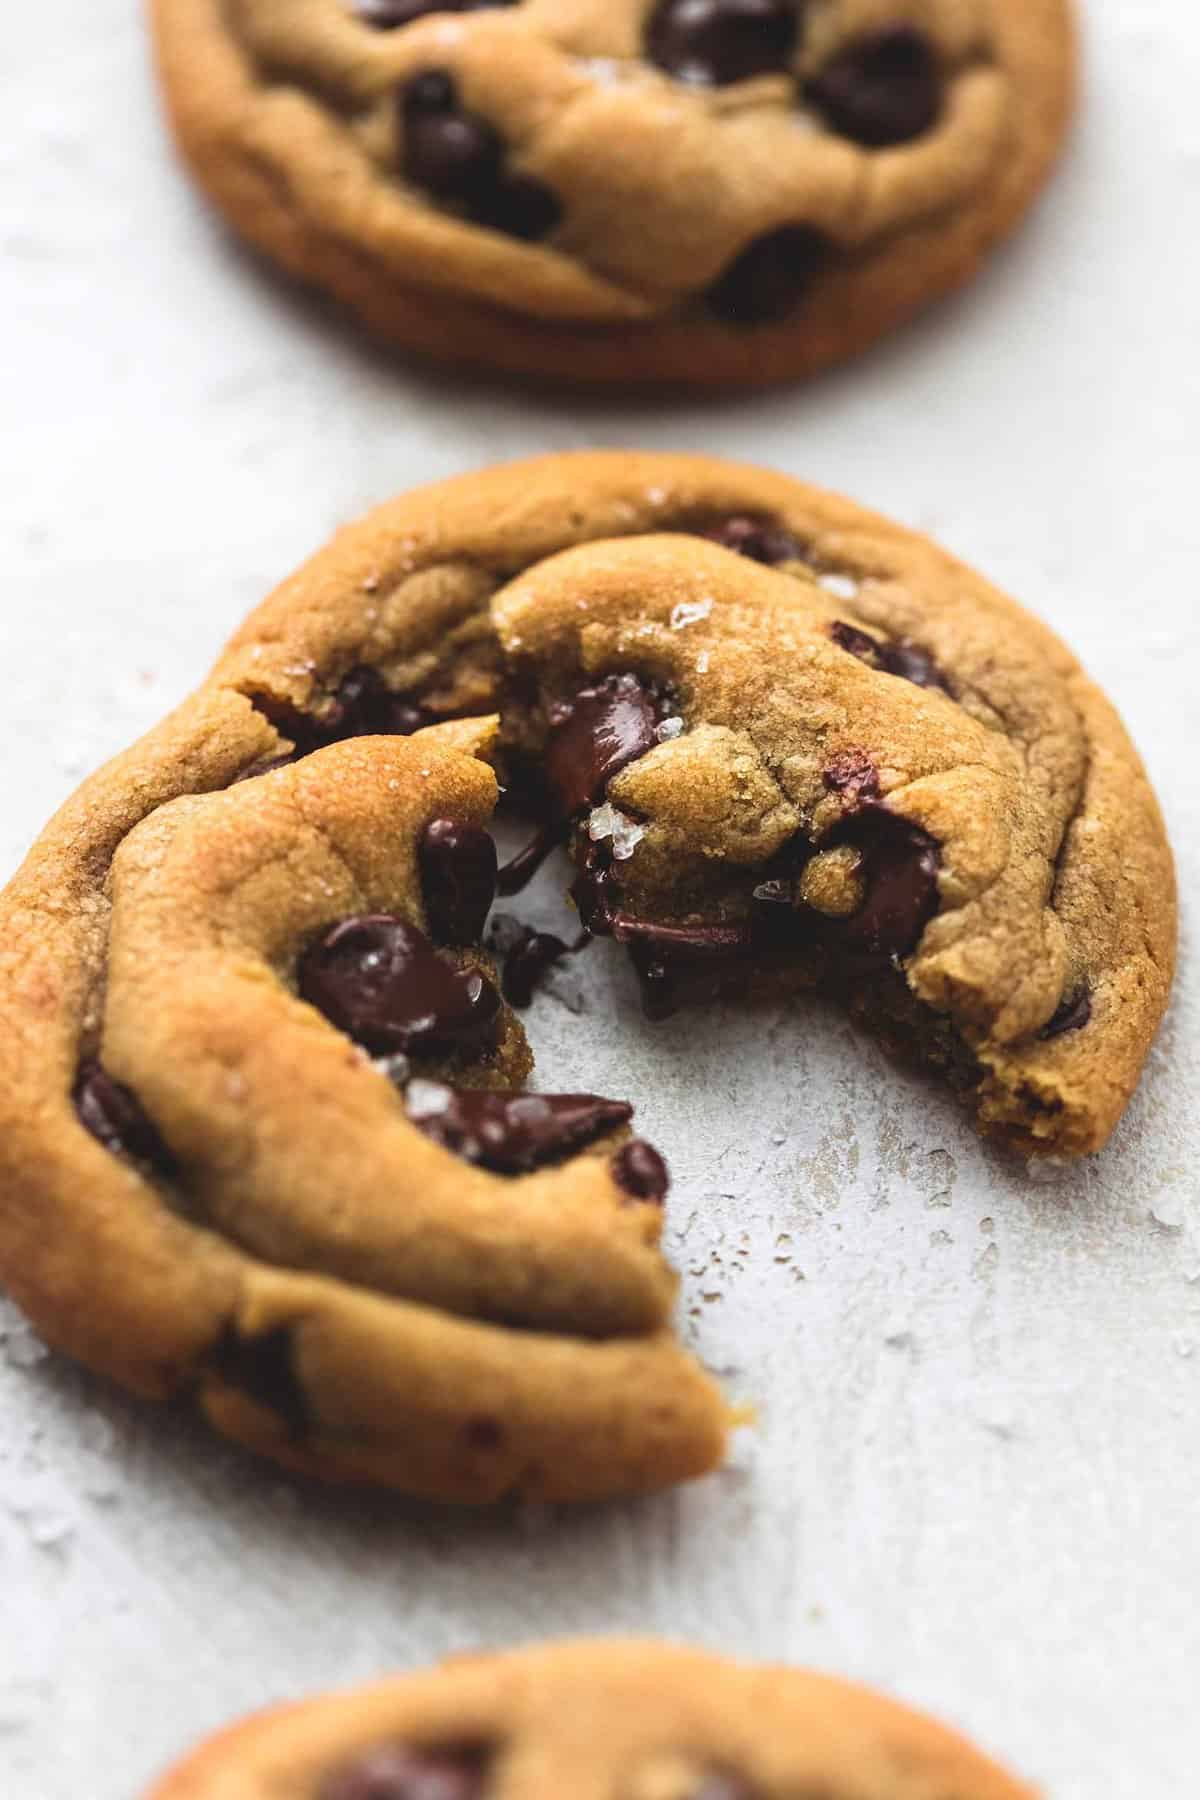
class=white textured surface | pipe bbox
[2,4,1199,1797]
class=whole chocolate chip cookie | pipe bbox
[144,1641,1035,1799]
[148,0,1076,386]
[0,454,1173,1497]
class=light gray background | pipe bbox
[2,4,1198,1796]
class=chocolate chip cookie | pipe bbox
[0,453,1173,1496]
[144,1640,1035,1798]
[149,0,1076,386]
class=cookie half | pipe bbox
[144,1640,1035,1799]
[0,454,1173,1496]
[148,0,1076,386]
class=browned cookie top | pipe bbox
[145,1640,1035,1799]
[149,0,1076,383]
[0,454,1173,1503]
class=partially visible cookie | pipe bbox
[148,0,1076,386]
[0,454,1174,1500]
[145,1640,1035,1798]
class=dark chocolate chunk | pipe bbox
[500,927,588,1008]
[543,674,662,819]
[806,26,942,147]
[402,79,504,203]
[420,819,498,945]
[357,0,514,26]
[706,225,832,325]
[1039,986,1092,1040]
[406,1082,632,1173]
[823,748,880,802]
[611,1138,670,1203]
[648,0,801,87]
[319,1745,489,1800]
[258,666,432,758]
[400,70,559,240]
[211,1323,308,1438]
[831,620,952,694]
[73,1060,176,1173]
[473,172,562,242]
[611,917,755,958]
[496,822,563,895]
[232,752,298,784]
[299,915,501,1057]
[570,838,620,935]
[694,513,807,565]
[827,805,940,960]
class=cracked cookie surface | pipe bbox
[148,0,1076,385]
[0,453,1174,1499]
[145,1640,1035,1799]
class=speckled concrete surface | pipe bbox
[2,4,1198,1797]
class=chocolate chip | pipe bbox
[706,225,831,325]
[694,513,807,565]
[403,84,504,203]
[400,71,559,239]
[611,1138,670,1203]
[473,172,562,242]
[420,819,498,946]
[571,838,620,935]
[648,0,801,87]
[806,26,942,147]
[611,917,755,959]
[496,822,563,895]
[1039,986,1092,1040]
[831,621,952,694]
[544,674,663,819]
[827,806,940,960]
[823,748,880,803]
[319,1745,489,1800]
[500,927,587,1008]
[406,1081,633,1173]
[73,1060,176,1173]
[357,0,514,26]
[257,666,432,758]
[211,1323,308,1438]
[299,915,501,1057]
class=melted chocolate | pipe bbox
[299,915,501,1057]
[823,805,940,960]
[496,821,563,896]
[211,1323,308,1438]
[319,1745,489,1800]
[419,818,498,945]
[611,1139,671,1203]
[831,620,952,695]
[694,513,807,566]
[257,665,433,758]
[406,1082,633,1174]
[73,1060,176,1173]
[1039,987,1092,1040]
[501,927,590,1008]
[543,674,662,819]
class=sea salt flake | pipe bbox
[405,1079,453,1121]
[818,571,860,600]
[670,598,712,630]
[656,716,684,741]
[588,803,645,860]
